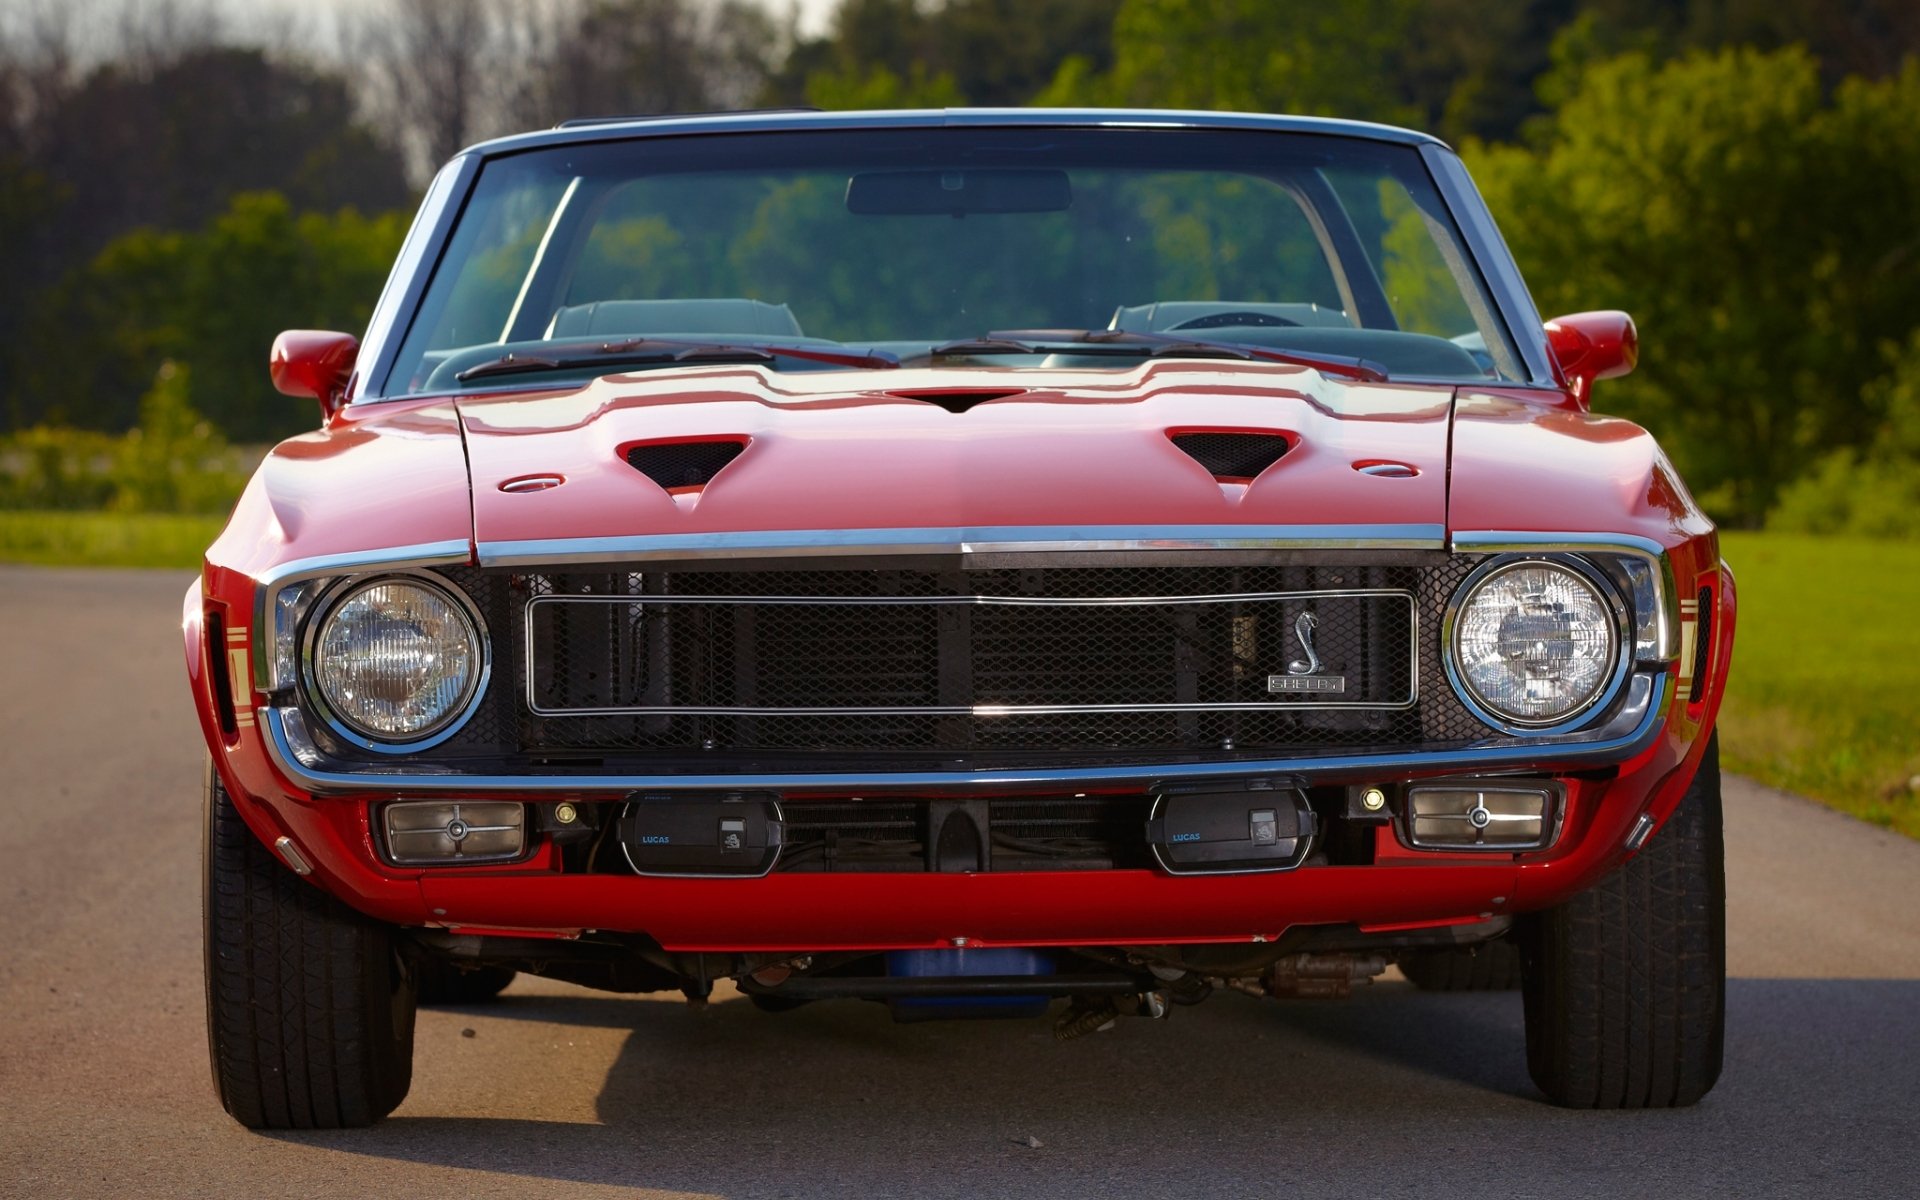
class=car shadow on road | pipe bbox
[268,978,1920,1195]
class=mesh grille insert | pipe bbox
[1171,432,1292,480]
[626,440,745,490]
[397,558,1504,768]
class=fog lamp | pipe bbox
[1405,784,1558,851]
[383,801,525,864]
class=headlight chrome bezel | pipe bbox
[300,571,491,753]
[1444,554,1635,736]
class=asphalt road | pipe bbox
[2,565,1917,1199]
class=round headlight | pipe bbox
[1450,560,1620,727]
[310,577,484,742]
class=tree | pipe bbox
[1467,48,1920,524]
[1040,0,1425,122]
[31,44,409,254]
[15,193,406,442]
[355,0,784,183]
[0,32,411,431]
[768,0,1121,110]
[1771,332,1920,538]
[526,0,780,124]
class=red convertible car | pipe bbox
[185,109,1734,1128]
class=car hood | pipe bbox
[454,362,1455,555]
[452,362,1457,556]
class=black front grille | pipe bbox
[426,559,1496,765]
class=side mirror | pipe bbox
[1544,311,1636,407]
[270,330,360,419]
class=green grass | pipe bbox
[0,510,221,569]
[1717,532,1920,838]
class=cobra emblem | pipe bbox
[1286,611,1322,676]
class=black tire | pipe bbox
[1521,733,1725,1108]
[1400,939,1523,991]
[417,958,516,1005]
[203,762,416,1129]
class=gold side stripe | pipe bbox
[227,647,250,708]
[1676,619,1698,684]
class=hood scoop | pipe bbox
[1169,431,1293,482]
[884,387,1027,414]
[625,439,746,492]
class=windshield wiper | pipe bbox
[919,328,1389,382]
[455,338,899,383]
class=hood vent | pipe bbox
[626,439,746,491]
[885,388,1025,414]
[1170,431,1293,481]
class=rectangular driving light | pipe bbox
[1404,783,1560,851]
[382,800,526,864]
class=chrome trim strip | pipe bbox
[360,153,478,401]
[528,702,1414,717]
[460,108,1450,163]
[480,523,1446,567]
[1421,145,1560,388]
[1449,530,1666,558]
[523,587,1406,608]
[258,674,1666,795]
[1624,812,1656,851]
[251,539,474,689]
[523,587,1419,716]
[272,836,313,875]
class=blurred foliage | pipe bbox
[1769,331,1920,538]
[0,0,1917,535]
[1467,47,1920,527]
[16,194,406,443]
[1037,0,1426,124]
[771,0,1121,110]
[0,362,251,515]
[0,42,410,430]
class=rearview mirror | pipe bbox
[270,330,359,419]
[1545,311,1637,407]
[846,169,1072,216]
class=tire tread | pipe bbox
[203,764,413,1129]
[1522,734,1725,1108]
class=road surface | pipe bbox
[1,566,1916,1198]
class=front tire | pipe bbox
[203,763,417,1129]
[1521,734,1725,1108]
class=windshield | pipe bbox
[386,127,1523,394]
